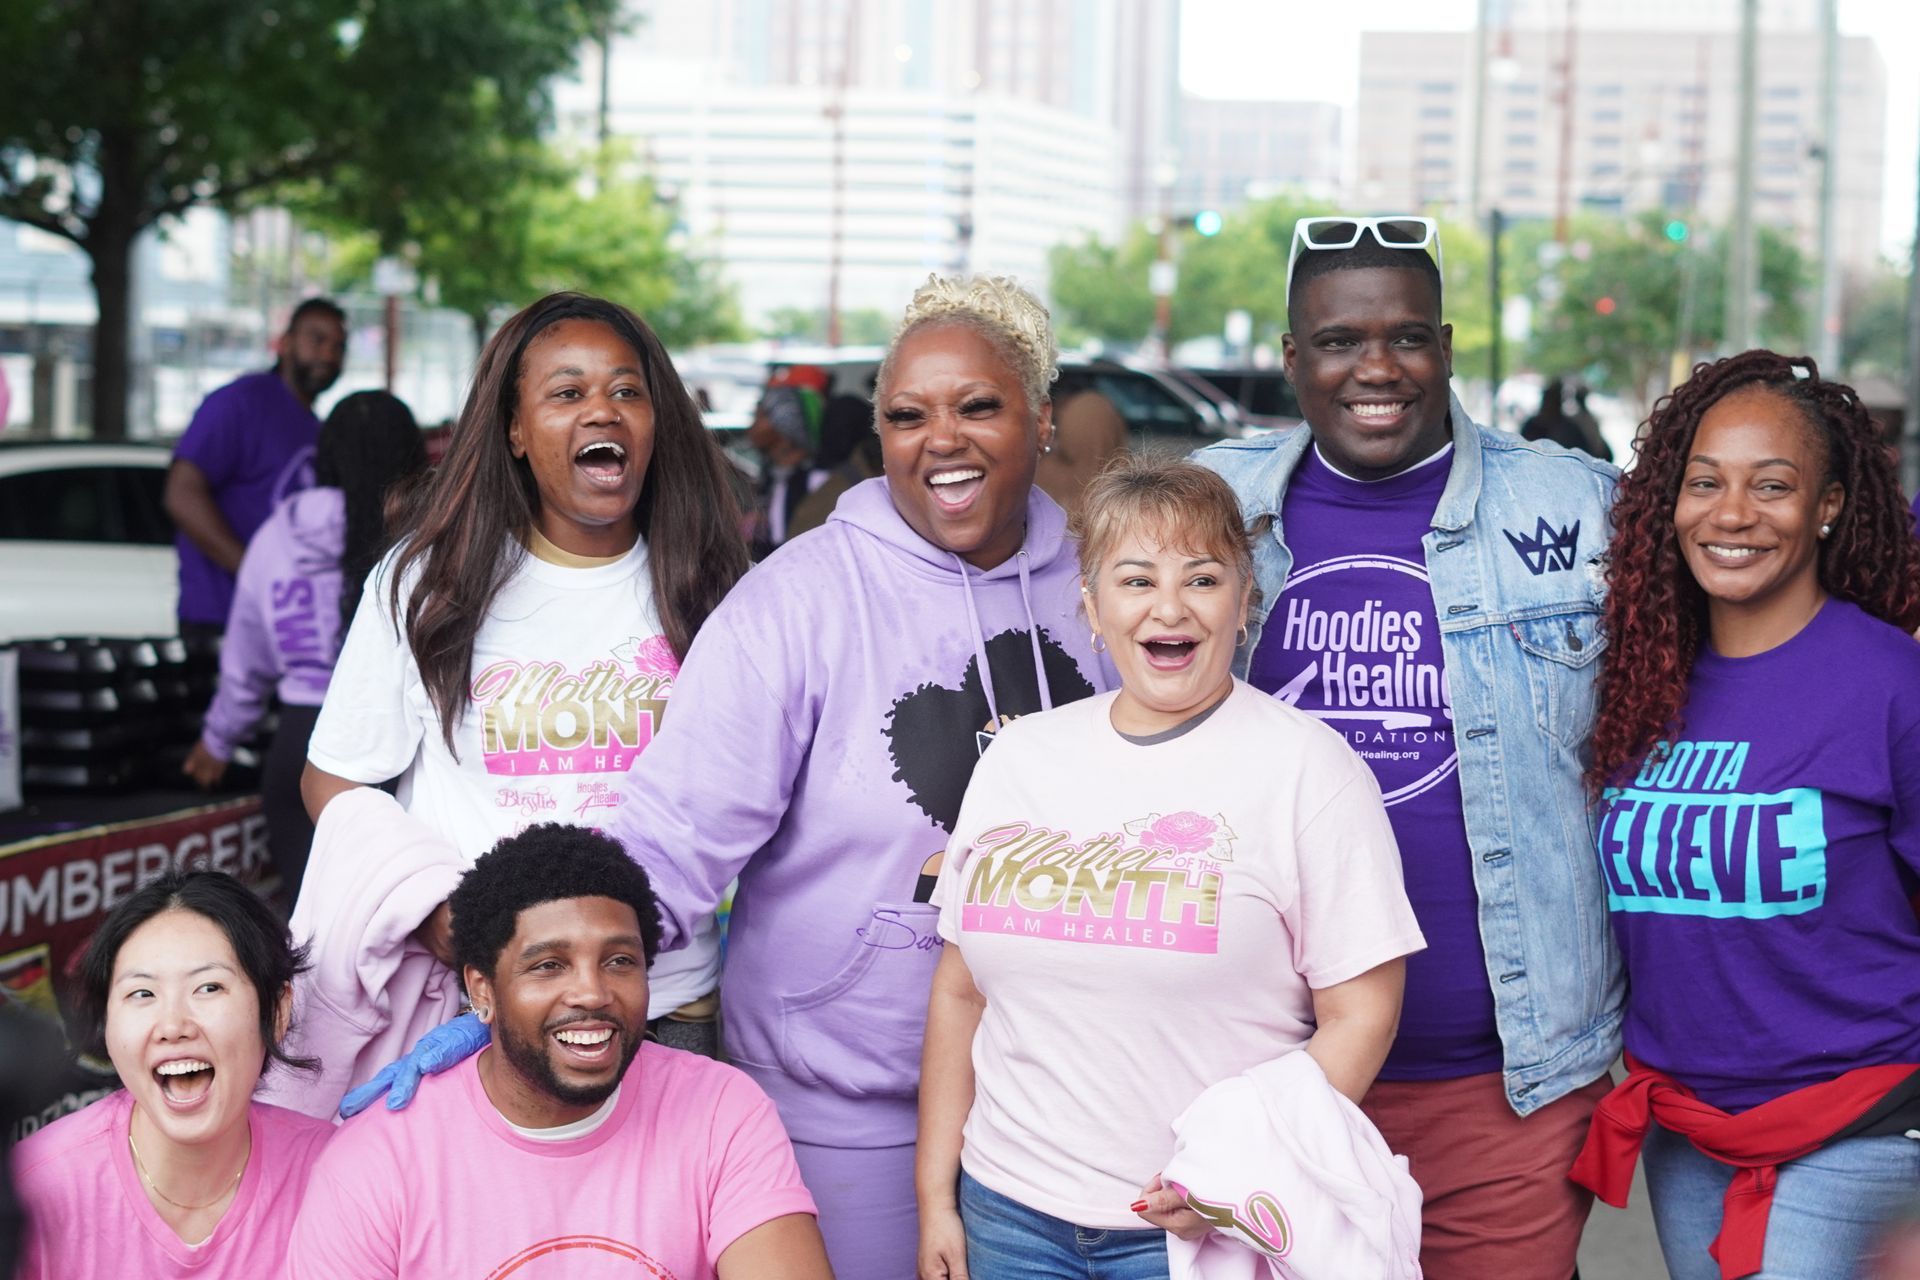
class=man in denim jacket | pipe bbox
[1197,225,1623,1279]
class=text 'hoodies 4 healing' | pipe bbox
[609,476,1110,1146]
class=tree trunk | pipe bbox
[86,128,143,441]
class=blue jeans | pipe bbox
[1642,1121,1920,1280]
[959,1169,1169,1280]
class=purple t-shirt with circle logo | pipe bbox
[1596,599,1920,1111]
[172,369,319,625]
[1250,445,1503,1079]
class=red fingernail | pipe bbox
[1129,1200,1149,1213]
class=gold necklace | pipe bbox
[127,1129,244,1211]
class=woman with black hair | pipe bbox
[183,390,428,901]
[298,292,749,1064]
[1572,352,1920,1280]
[8,872,330,1278]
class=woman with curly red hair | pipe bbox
[1571,351,1920,1280]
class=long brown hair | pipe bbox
[390,292,748,748]
[1587,350,1920,792]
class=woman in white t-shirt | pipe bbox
[916,456,1427,1279]
[299,292,749,1058]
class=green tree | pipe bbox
[1047,229,1157,347]
[1524,212,1807,416]
[0,0,616,437]
[1839,266,1910,381]
[759,307,893,346]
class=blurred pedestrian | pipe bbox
[181,391,428,902]
[298,292,748,1084]
[1034,386,1128,523]
[1522,376,1612,462]
[745,384,825,556]
[1574,352,1920,1280]
[165,299,346,641]
[787,393,883,539]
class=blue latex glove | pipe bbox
[337,1012,489,1118]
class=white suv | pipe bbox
[0,442,177,642]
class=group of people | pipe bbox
[6,214,1919,1280]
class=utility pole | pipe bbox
[1489,207,1504,429]
[1812,0,1840,369]
[1552,0,1578,242]
[1725,0,1759,353]
[1468,0,1492,219]
[824,0,859,348]
[1905,88,1920,498]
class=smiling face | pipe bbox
[508,319,656,557]
[280,311,346,404]
[1283,266,1453,479]
[1086,528,1251,736]
[105,910,278,1151]
[466,895,649,1126]
[1675,386,1844,646]
[877,323,1052,571]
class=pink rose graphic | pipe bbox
[627,635,680,676]
[1143,811,1218,854]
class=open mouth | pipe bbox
[550,1022,620,1068]
[154,1058,215,1108]
[1142,638,1198,670]
[927,467,985,512]
[574,440,629,489]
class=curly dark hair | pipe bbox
[76,872,316,1079]
[449,824,662,985]
[1588,350,1920,792]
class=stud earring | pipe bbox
[475,1006,490,1023]
[1820,523,1832,538]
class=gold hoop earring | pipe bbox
[1090,631,1107,654]
[1236,625,1250,647]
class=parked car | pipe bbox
[0,442,177,642]
[1177,367,1304,433]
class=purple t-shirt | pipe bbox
[1596,599,1920,1111]
[172,369,319,624]
[1249,446,1503,1079]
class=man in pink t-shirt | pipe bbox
[286,825,828,1279]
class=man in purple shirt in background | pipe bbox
[164,298,346,638]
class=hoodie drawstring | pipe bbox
[952,548,1057,732]
[1016,550,1055,712]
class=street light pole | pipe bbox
[1726,0,1759,353]
[1904,88,1920,498]
[1812,0,1840,369]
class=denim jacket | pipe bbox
[1197,398,1624,1116]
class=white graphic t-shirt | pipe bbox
[934,681,1426,1228]
[308,536,719,1014]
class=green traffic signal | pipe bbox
[1193,210,1224,237]
[1664,219,1689,242]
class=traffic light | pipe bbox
[1663,219,1689,243]
[1595,296,1617,316]
[1192,210,1224,237]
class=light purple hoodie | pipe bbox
[200,486,345,761]
[610,477,1110,1147]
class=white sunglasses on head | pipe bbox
[1286,216,1443,306]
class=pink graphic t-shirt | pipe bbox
[935,681,1426,1229]
[286,1043,818,1279]
[308,538,717,1014]
[9,1090,333,1279]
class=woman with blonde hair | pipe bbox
[917,455,1424,1278]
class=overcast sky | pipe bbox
[1179,0,1918,260]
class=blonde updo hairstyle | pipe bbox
[875,274,1060,417]
[1072,454,1259,609]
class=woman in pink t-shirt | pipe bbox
[8,872,333,1278]
[917,456,1426,1279]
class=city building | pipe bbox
[564,0,1180,323]
[1175,96,1344,214]
[1352,17,1886,275]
